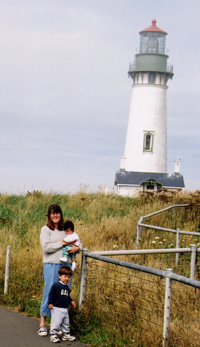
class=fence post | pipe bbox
[4,246,11,295]
[163,268,173,347]
[137,217,143,248]
[79,248,88,309]
[176,229,180,266]
[173,206,177,229]
[190,244,196,280]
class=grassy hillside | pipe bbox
[0,189,200,346]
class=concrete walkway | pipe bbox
[0,307,89,347]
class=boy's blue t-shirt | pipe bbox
[48,281,72,308]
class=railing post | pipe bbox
[176,229,180,266]
[190,244,196,280]
[173,206,177,230]
[137,217,143,248]
[163,268,173,347]
[79,248,88,309]
[4,246,11,295]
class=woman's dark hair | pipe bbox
[47,204,64,230]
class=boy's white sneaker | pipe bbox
[62,334,76,341]
[50,335,60,343]
[60,257,68,262]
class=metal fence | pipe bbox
[79,249,200,347]
[3,245,200,346]
[136,204,200,249]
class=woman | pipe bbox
[38,204,80,337]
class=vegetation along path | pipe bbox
[0,307,88,347]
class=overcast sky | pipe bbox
[0,0,199,195]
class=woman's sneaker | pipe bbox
[62,334,76,341]
[38,326,48,336]
[50,335,60,343]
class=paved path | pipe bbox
[0,307,89,347]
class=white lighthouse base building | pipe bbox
[115,167,185,197]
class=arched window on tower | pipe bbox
[143,131,154,152]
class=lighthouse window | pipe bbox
[146,184,155,190]
[140,34,166,54]
[143,132,154,152]
[147,35,158,53]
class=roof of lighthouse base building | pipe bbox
[115,170,185,189]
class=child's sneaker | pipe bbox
[62,334,76,341]
[50,335,60,343]
[38,326,48,336]
[71,262,77,271]
[60,257,68,262]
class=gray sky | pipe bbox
[0,0,199,194]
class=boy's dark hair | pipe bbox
[58,266,73,277]
[64,220,74,232]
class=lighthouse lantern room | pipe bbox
[115,20,184,196]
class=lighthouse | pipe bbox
[115,20,185,196]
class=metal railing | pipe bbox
[128,62,173,74]
[79,248,200,347]
[136,204,199,249]
[92,245,199,279]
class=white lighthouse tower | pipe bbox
[115,20,185,196]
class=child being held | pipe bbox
[60,220,81,272]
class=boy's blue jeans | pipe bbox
[40,263,72,317]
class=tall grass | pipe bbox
[0,189,200,346]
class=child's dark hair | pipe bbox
[58,266,73,276]
[64,220,74,232]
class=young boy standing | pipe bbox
[48,266,76,343]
